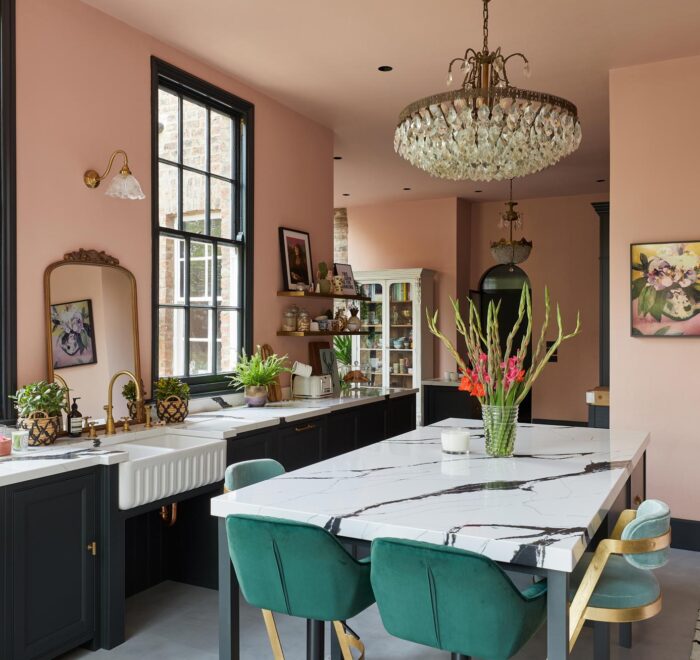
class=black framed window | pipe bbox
[152,58,253,395]
[0,0,16,423]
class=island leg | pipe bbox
[547,570,570,660]
[218,517,240,660]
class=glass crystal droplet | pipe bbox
[523,61,532,78]
[446,71,453,86]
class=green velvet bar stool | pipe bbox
[568,499,671,657]
[226,514,375,659]
[370,538,547,660]
[224,458,285,492]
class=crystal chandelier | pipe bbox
[491,180,532,265]
[394,0,582,182]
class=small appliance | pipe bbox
[292,374,334,399]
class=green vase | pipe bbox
[482,404,518,457]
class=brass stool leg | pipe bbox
[332,621,365,660]
[261,609,285,660]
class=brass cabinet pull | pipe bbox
[87,541,97,556]
[294,423,316,433]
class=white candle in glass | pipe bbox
[441,428,470,455]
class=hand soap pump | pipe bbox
[68,397,83,437]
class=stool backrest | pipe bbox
[226,514,373,622]
[370,537,546,659]
[621,499,670,570]
[225,458,285,491]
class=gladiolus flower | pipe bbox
[458,376,473,393]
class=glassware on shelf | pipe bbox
[297,310,311,332]
[282,307,298,332]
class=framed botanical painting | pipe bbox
[631,242,700,337]
[279,227,313,290]
[333,263,357,295]
[50,299,97,367]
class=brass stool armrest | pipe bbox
[605,529,671,555]
[610,509,637,540]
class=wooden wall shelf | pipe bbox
[277,290,370,302]
[276,330,370,337]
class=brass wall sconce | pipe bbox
[83,149,145,200]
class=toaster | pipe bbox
[292,374,334,399]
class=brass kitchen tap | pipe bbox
[104,370,143,435]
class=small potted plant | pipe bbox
[122,380,139,419]
[228,347,290,407]
[10,380,67,445]
[154,377,190,423]
[317,262,331,294]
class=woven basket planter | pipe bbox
[156,396,189,424]
[21,411,60,446]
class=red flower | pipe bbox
[473,382,485,397]
[458,376,473,392]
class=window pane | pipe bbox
[218,310,239,373]
[210,178,233,238]
[158,89,179,162]
[159,307,185,377]
[210,110,232,178]
[159,163,179,229]
[182,98,206,170]
[189,308,212,375]
[217,244,239,307]
[159,235,186,304]
[182,170,206,233]
[190,240,213,306]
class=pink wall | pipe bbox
[15,0,333,393]
[347,197,467,376]
[610,56,700,521]
[470,194,606,422]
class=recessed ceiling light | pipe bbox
[596,178,606,183]
[474,189,483,193]
[333,156,343,160]
[342,193,350,197]
[403,187,411,191]
[378,65,393,72]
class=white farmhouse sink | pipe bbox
[113,433,225,510]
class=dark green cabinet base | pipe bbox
[423,385,479,426]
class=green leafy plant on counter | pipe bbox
[153,377,190,402]
[10,381,68,418]
[227,347,290,388]
[333,334,352,366]
[122,380,138,402]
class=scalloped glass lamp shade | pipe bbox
[104,172,145,200]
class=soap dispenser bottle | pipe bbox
[68,397,83,437]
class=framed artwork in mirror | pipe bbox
[279,227,313,290]
[631,241,700,337]
[50,299,97,368]
[333,263,357,295]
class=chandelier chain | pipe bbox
[482,0,489,53]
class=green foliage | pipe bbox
[318,262,329,279]
[228,347,290,388]
[333,334,352,366]
[153,377,190,402]
[10,380,67,418]
[122,380,138,402]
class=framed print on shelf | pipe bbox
[631,241,700,337]
[50,299,97,368]
[333,263,357,295]
[279,227,314,291]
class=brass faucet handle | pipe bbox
[87,421,98,440]
[144,404,153,428]
[82,416,91,436]
[121,417,131,432]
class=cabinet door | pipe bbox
[270,420,323,471]
[356,401,387,447]
[387,281,416,389]
[324,410,357,459]
[10,472,96,659]
[227,428,276,465]
[355,282,384,386]
[387,395,417,438]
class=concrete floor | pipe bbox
[63,549,700,660]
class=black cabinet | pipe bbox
[356,402,387,448]
[3,470,97,659]
[324,410,357,458]
[423,385,479,425]
[227,427,276,464]
[270,419,325,471]
[386,395,417,437]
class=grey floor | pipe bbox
[63,549,700,660]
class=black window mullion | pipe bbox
[177,93,184,231]
[184,234,191,378]
[235,118,241,239]
[205,106,211,236]
[212,238,219,375]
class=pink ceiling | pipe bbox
[84,0,700,206]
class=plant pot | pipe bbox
[21,411,60,446]
[127,401,137,419]
[482,404,519,457]
[319,279,332,294]
[244,385,269,407]
[156,396,189,423]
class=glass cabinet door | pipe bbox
[358,282,383,387]
[388,282,415,388]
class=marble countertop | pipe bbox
[0,387,418,488]
[210,418,649,572]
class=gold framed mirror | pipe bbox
[44,249,144,426]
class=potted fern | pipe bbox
[154,377,190,423]
[228,347,290,407]
[10,381,68,445]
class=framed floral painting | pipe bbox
[50,299,97,367]
[631,242,700,337]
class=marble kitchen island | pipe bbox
[212,418,649,660]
